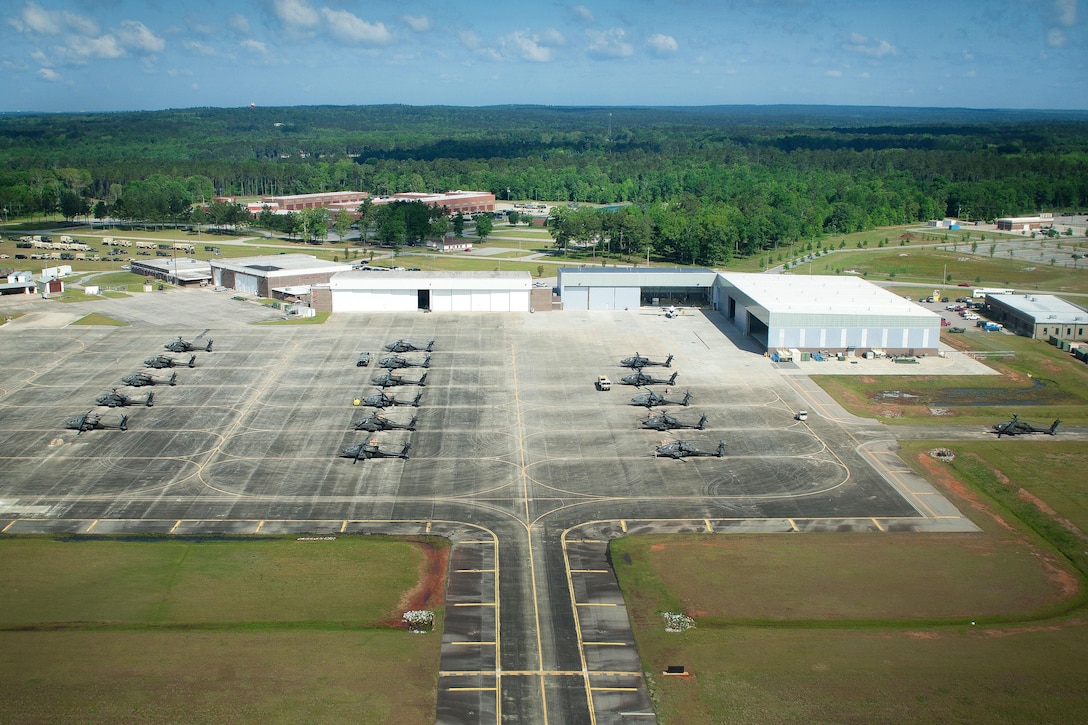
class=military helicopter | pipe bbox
[654,439,726,459]
[357,389,423,408]
[620,352,674,369]
[620,370,678,388]
[96,388,154,408]
[340,438,412,463]
[384,339,434,353]
[630,389,691,408]
[992,414,1061,437]
[144,353,196,369]
[378,354,431,369]
[349,411,417,432]
[121,370,176,387]
[372,370,427,388]
[640,411,707,431]
[65,409,128,434]
[164,336,212,353]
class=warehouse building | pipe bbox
[557,267,717,310]
[130,257,213,286]
[209,254,352,298]
[316,270,530,313]
[983,293,1088,342]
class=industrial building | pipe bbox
[130,257,213,286]
[209,254,352,298]
[557,267,941,355]
[996,214,1052,232]
[315,271,530,313]
[983,293,1088,342]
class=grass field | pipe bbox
[813,332,1088,426]
[0,536,445,723]
[613,438,1088,723]
[70,312,127,326]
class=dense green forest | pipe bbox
[2,105,1087,264]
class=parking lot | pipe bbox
[0,290,976,722]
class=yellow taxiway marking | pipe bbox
[255,520,264,533]
[85,519,98,533]
[591,686,639,692]
[425,520,431,533]
[872,518,886,532]
[453,602,496,607]
[704,519,713,532]
[620,519,627,533]
[169,520,181,533]
[1,519,16,533]
[570,569,610,573]
[446,686,498,692]
[788,518,799,532]
[340,520,347,533]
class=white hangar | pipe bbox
[316,271,531,313]
[557,267,941,355]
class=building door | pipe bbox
[418,289,430,310]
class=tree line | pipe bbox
[2,105,1086,265]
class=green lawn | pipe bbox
[71,312,127,326]
[613,436,1088,723]
[0,536,444,723]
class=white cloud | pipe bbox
[240,39,270,55]
[842,32,897,58]
[571,5,594,23]
[272,0,320,28]
[587,28,633,59]
[69,35,124,60]
[118,20,165,54]
[647,34,678,56]
[1046,28,1067,47]
[501,29,558,62]
[323,8,392,45]
[825,69,842,77]
[402,15,431,32]
[459,30,481,50]
[183,40,217,57]
[1056,0,1077,26]
[11,2,97,36]
[38,66,61,81]
[962,48,974,62]
[229,14,251,35]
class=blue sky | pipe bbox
[2,0,1085,112]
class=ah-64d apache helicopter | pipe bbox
[66,409,128,433]
[340,438,412,463]
[121,370,176,387]
[620,370,678,388]
[372,370,427,388]
[654,439,726,459]
[620,352,673,369]
[640,411,707,431]
[384,339,434,353]
[96,388,154,407]
[378,354,431,369]
[992,414,1061,437]
[349,411,417,432]
[357,389,423,408]
[144,353,196,369]
[630,389,691,408]
[164,336,212,353]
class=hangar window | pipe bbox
[246,265,282,272]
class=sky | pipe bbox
[1,0,1085,113]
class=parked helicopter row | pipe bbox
[609,352,724,458]
[65,335,210,433]
[342,339,435,462]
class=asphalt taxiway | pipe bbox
[0,290,979,724]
